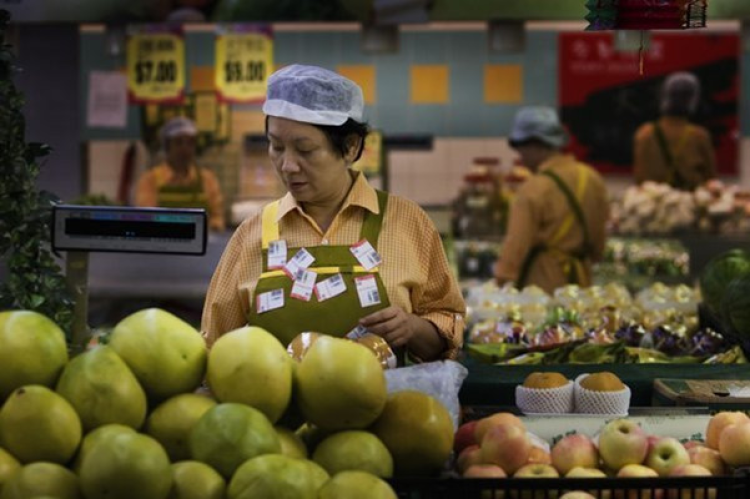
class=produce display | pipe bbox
[0,308,424,499]
[454,409,750,489]
[612,180,750,236]
[464,282,745,365]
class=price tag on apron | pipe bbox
[346,324,370,340]
[355,274,381,308]
[256,289,284,314]
[267,240,287,270]
[284,248,315,280]
[315,273,346,302]
[290,269,317,302]
[350,240,382,271]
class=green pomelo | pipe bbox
[79,431,172,499]
[370,391,453,477]
[317,471,397,499]
[189,403,280,479]
[275,426,308,459]
[297,337,386,430]
[109,308,207,400]
[0,385,82,464]
[313,431,393,478]
[72,424,136,474]
[168,461,225,499]
[207,326,292,423]
[227,454,328,499]
[0,310,68,401]
[0,462,80,499]
[146,394,217,462]
[56,345,147,431]
[0,447,20,493]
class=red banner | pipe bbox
[559,32,739,175]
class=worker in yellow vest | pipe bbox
[495,106,609,293]
[633,72,717,191]
[135,117,226,231]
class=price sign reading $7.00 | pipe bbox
[127,30,185,103]
[215,29,274,103]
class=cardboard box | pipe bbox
[654,378,750,412]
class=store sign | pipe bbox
[127,27,185,104]
[215,25,273,103]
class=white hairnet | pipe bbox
[262,64,364,126]
[160,116,198,143]
[660,71,700,116]
[509,106,567,149]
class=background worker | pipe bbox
[135,116,226,231]
[633,71,717,190]
[495,106,609,293]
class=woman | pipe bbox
[633,71,716,191]
[201,65,465,362]
[135,116,226,231]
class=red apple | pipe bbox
[514,464,560,499]
[705,411,749,450]
[475,412,525,443]
[455,420,479,454]
[527,446,552,465]
[688,446,726,476]
[464,464,507,499]
[551,434,599,475]
[615,464,660,499]
[481,423,532,475]
[646,434,661,454]
[682,440,706,451]
[718,421,750,466]
[667,464,715,499]
[598,419,649,471]
[457,444,484,474]
[645,437,691,477]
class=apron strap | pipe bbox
[261,200,281,250]
[653,121,690,189]
[541,169,593,257]
[359,189,389,250]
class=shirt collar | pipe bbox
[276,171,379,222]
[539,153,573,173]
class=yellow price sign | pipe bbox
[215,28,273,103]
[127,30,185,104]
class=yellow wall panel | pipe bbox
[484,64,523,103]
[410,65,449,104]
[337,65,376,105]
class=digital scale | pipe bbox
[51,205,208,352]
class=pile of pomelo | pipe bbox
[0,308,455,499]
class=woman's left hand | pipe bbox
[359,306,415,348]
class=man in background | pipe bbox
[135,117,226,231]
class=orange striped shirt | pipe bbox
[201,172,465,360]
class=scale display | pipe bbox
[52,205,207,255]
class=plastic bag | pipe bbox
[384,360,468,431]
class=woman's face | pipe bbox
[267,117,354,204]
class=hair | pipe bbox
[265,117,370,162]
[509,137,557,150]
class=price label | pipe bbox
[267,240,287,270]
[283,248,315,280]
[355,274,381,308]
[290,270,317,302]
[127,30,185,103]
[315,274,347,302]
[346,324,370,340]
[350,239,382,271]
[215,28,274,103]
[256,289,284,314]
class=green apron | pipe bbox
[517,169,593,288]
[248,190,393,349]
[156,166,210,212]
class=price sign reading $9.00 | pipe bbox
[127,31,185,103]
[215,31,273,103]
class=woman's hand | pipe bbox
[358,306,415,348]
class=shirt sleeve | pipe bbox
[495,186,539,284]
[201,225,251,347]
[202,170,226,231]
[134,170,158,207]
[410,210,466,361]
